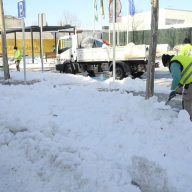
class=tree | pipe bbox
[58,10,82,28]
[0,0,10,80]
[119,10,145,32]
[145,0,159,99]
[131,11,145,31]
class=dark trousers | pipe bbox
[15,60,20,71]
[182,83,192,121]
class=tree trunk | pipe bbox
[145,0,159,99]
[0,0,10,80]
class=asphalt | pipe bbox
[0,77,40,85]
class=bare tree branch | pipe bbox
[131,11,145,31]
[58,10,82,28]
[119,10,145,31]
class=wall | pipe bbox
[164,9,192,24]
[0,39,56,56]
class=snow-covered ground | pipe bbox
[0,58,192,192]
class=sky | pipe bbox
[3,0,192,29]
[0,57,192,191]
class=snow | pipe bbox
[0,59,192,192]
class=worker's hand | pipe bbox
[169,91,176,98]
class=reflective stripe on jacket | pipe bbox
[170,55,192,85]
[14,49,22,61]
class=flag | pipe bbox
[94,0,98,21]
[129,0,135,16]
[100,0,105,19]
[109,0,112,17]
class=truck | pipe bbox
[56,30,148,79]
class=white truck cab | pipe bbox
[57,35,78,64]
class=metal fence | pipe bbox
[103,27,192,49]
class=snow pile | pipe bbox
[0,71,192,192]
[131,156,177,192]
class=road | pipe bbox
[8,63,173,87]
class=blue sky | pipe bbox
[3,0,192,29]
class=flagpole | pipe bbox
[128,0,135,43]
[101,16,102,30]
[100,0,102,31]
[109,26,110,44]
[127,0,129,45]
[109,0,111,44]
[113,0,116,81]
[93,0,95,35]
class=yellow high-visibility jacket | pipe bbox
[14,49,22,61]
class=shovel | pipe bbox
[165,84,183,105]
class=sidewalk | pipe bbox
[0,76,40,85]
[0,62,56,85]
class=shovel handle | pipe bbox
[165,84,182,105]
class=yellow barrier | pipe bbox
[0,39,57,56]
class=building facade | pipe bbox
[0,15,22,28]
[109,8,192,31]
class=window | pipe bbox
[177,20,185,24]
[165,19,184,25]
[58,38,72,54]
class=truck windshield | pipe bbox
[58,38,72,54]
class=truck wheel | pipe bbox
[64,64,74,74]
[115,65,125,80]
[131,72,144,78]
[88,72,95,77]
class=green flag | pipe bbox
[94,0,98,21]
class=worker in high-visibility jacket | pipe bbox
[179,38,192,57]
[162,54,192,121]
[14,46,22,71]
[175,38,192,94]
